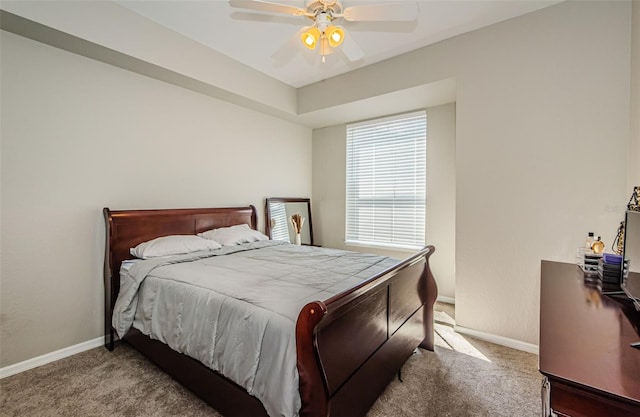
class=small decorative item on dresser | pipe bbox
[610,185,639,255]
[586,232,595,249]
[613,221,625,255]
[577,247,601,273]
[591,236,605,254]
[628,186,640,212]
[598,253,626,284]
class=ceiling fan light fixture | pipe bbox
[301,26,321,50]
[325,25,344,47]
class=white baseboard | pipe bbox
[454,325,539,354]
[0,336,105,379]
[436,295,455,305]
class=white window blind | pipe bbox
[346,110,426,249]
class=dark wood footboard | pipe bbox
[296,245,437,417]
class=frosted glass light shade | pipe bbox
[326,26,344,47]
[301,27,321,50]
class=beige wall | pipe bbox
[2,0,637,367]
[305,1,633,346]
[425,104,456,300]
[631,1,640,190]
[312,103,457,299]
[0,31,311,367]
[0,0,298,117]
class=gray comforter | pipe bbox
[112,240,398,417]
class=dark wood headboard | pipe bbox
[102,205,257,349]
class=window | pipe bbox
[346,110,426,250]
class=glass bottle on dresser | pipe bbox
[586,232,595,250]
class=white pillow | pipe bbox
[198,224,269,246]
[130,235,222,259]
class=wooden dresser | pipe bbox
[539,261,640,417]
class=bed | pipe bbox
[103,205,437,417]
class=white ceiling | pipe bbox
[116,0,563,88]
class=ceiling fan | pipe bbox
[228,0,419,63]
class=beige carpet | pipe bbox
[0,303,541,417]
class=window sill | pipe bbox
[345,240,423,253]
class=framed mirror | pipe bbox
[265,197,314,246]
[622,210,640,310]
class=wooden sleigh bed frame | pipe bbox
[103,205,437,417]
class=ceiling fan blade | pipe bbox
[229,0,307,16]
[271,27,304,67]
[340,31,364,62]
[342,2,419,22]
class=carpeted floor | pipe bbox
[0,303,541,417]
